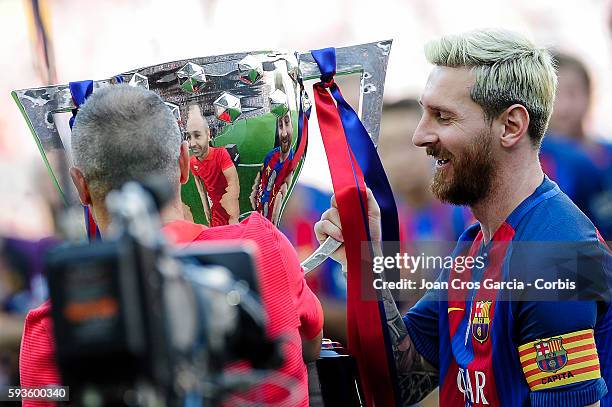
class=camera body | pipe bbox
[46,182,280,405]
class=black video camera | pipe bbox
[46,181,281,406]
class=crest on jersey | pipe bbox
[535,337,568,373]
[471,300,492,343]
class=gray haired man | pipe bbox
[20,85,323,407]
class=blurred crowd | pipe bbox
[0,11,611,407]
[541,52,612,239]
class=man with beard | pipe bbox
[186,103,240,226]
[315,29,611,406]
[250,110,294,224]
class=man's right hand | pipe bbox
[314,188,382,268]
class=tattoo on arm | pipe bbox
[375,243,438,405]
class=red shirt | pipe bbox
[190,147,234,206]
[19,213,323,406]
[19,301,59,407]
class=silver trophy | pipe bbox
[12,40,391,273]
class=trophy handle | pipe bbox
[301,236,343,274]
[299,41,391,275]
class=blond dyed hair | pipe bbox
[425,29,557,147]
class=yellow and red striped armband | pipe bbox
[518,329,601,391]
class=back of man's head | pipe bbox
[71,85,182,201]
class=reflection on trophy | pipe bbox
[185,103,240,226]
[250,89,295,225]
[12,41,395,407]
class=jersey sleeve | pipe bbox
[218,148,234,171]
[262,149,275,170]
[19,302,61,407]
[269,219,323,340]
[510,239,611,406]
[403,286,440,367]
[514,301,608,406]
[249,212,323,339]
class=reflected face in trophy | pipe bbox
[413,66,496,206]
[277,112,293,159]
[185,104,211,159]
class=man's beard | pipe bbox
[428,129,495,206]
[281,139,290,154]
[196,144,209,158]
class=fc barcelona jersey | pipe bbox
[404,177,612,406]
[255,147,294,220]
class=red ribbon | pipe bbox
[313,81,397,407]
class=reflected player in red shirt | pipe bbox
[186,103,240,226]
[20,86,323,407]
[250,110,294,224]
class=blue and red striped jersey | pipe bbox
[404,176,611,406]
[255,147,294,221]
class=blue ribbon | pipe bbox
[68,80,99,240]
[68,80,94,129]
[311,48,400,244]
